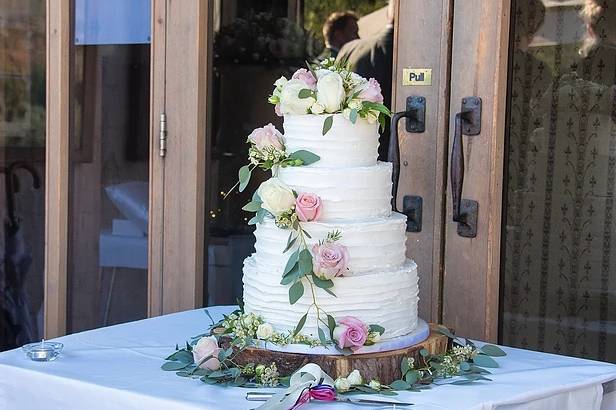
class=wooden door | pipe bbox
[44,0,208,337]
[392,0,511,341]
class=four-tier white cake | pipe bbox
[243,113,419,345]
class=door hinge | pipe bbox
[159,112,167,157]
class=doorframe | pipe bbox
[441,0,511,342]
[391,0,454,324]
[44,0,209,337]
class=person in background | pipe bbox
[336,1,395,160]
[319,11,359,61]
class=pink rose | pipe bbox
[295,193,322,222]
[192,336,222,370]
[358,78,384,103]
[292,68,317,89]
[333,316,369,350]
[248,124,284,151]
[312,242,349,280]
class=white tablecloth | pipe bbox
[1,305,615,410]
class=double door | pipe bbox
[396,0,615,362]
[40,0,616,364]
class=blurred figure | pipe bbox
[336,0,395,160]
[319,11,359,60]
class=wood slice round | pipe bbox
[231,325,448,384]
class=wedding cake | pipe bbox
[238,59,419,352]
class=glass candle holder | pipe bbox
[22,340,64,362]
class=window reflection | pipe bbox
[205,0,388,305]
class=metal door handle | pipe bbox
[450,97,481,238]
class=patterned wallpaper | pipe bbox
[501,1,616,362]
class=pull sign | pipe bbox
[402,68,432,86]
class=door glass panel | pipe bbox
[0,0,46,350]
[501,0,616,361]
[205,0,387,305]
[68,0,151,332]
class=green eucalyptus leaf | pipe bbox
[419,348,429,357]
[241,200,262,212]
[201,376,220,384]
[298,88,314,99]
[312,274,333,289]
[318,327,327,345]
[283,250,300,275]
[289,150,321,166]
[280,264,300,285]
[322,115,334,135]
[327,314,336,335]
[161,361,190,371]
[472,353,499,368]
[289,280,304,304]
[369,324,385,335]
[354,386,378,394]
[480,344,507,357]
[460,361,471,371]
[283,236,297,253]
[238,165,251,192]
[298,249,313,276]
[165,349,194,364]
[389,380,411,390]
[404,370,418,385]
[401,358,410,375]
[294,313,308,336]
[323,287,337,297]
[436,326,456,340]
[349,108,358,124]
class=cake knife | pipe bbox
[246,391,413,407]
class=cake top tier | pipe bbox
[283,114,379,167]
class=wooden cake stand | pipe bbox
[232,324,448,384]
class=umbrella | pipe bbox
[0,162,40,350]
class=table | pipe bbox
[1,306,615,410]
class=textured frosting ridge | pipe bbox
[283,114,379,168]
[277,162,393,221]
[244,257,419,340]
[253,214,407,276]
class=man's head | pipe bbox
[323,11,359,51]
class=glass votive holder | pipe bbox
[22,340,63,362]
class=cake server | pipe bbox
[246,391,413,406]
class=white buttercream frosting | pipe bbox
[276,162,392,221]
[283,114,379,168]
[243,257,419,340]
[253,213,407,276]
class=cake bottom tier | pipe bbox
[243,256,419,340]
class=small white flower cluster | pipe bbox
[221,312,263,339]
[438,355,460,377]
[255,362,279,387]
[220,312,321,347]
[248,145,288,166]
[451,345,476,362]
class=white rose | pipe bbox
[334,377,351,392]
[315,68,332,79]
[257,178,296,216]
[316,71,345,113]
[346,369,363,386]
[256,323,274,340]
[280,79,315,115]
[192,336,222,370]
[310,101,325,114]
[349,72,366,87]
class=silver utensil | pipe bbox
[246,391,413,407]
